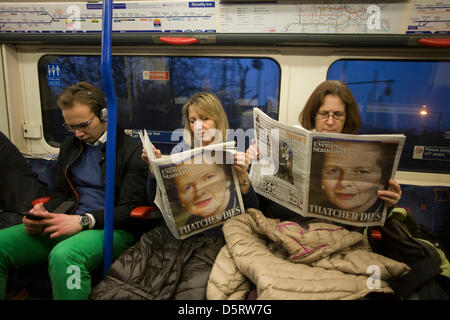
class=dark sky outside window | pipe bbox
[38,55,280,154]
[328,60,450,174]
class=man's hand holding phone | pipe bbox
[22,203,51,234]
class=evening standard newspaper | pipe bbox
[140,131,245,239]
[249,108,405,227]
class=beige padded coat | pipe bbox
[207,209,410,300]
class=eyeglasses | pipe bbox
[63,114,95,132]
[316,111,346,121]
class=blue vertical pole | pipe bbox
[101,0,116,276]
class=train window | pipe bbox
[327,60,450,174]
[38,55,280,153]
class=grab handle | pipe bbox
[418,38,450,48]
[159,37,199,45]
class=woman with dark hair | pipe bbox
[249,80,402,221]
[299,80,361,134]
[298,80,401,207]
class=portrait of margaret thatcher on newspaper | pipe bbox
[308,137,403,227]
[155,147,245,239]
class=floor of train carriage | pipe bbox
[6,266,52,300]
[6,265,104,300]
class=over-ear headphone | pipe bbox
[75,86,108,122]
[99,107,108,122]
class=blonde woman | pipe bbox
[177,92,230,151]
[143,92,259,220]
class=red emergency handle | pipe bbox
[159,37,198,45]
[32,196,51,206]
[130,206,158,219]
[371,230,382,241]
[418,38,450,48]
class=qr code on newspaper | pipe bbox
[262,176,278,199]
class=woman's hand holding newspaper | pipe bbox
[141,143,162,177]
[234,152,251,195]
[246,138,259,163]
[377,179,402,207]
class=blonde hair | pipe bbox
[181,92,229,147]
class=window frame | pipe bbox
[326,57,450,175]
[36,53,283,150]
[4,44,449,186]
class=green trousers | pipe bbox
[0,224,134,300]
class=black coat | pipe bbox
[90,225,225,300]
[0,131,48,213]
[44,129,153,235]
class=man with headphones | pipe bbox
[0,82,154,300]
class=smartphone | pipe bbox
[23,200,74,220]
[22,211,44,221]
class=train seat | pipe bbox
[7,158,449,299]
[397,184,450,252]
[6,157,158,300]
[25,157,58,192]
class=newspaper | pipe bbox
[140,130,245,239]
[249,108,406,227]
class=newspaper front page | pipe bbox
[141,131,245,239]
[249,108,405,227]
